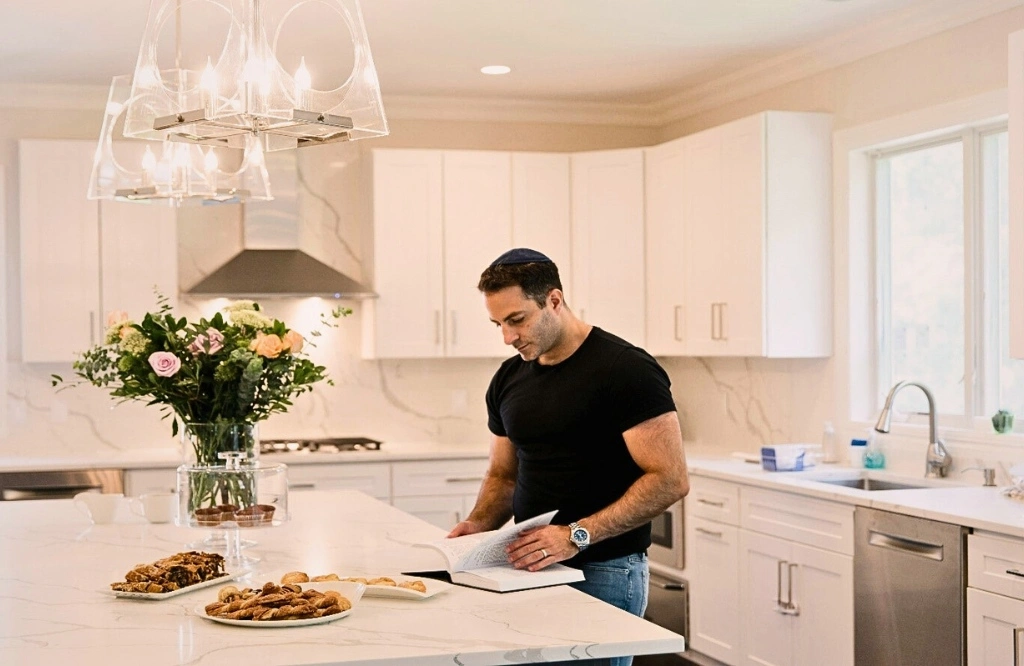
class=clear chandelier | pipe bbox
[122,0,389,152]
[88,74,272,205]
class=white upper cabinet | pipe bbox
[647,111,833,358]
[365,149,445,358]
[443,151,512,358]
[367,149,571,360]
[511,153,572,294]
[19,139,177,363]
[644,137,688,356]
[571,148,646,346]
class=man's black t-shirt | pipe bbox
[485,327,676,564]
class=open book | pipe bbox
[411,510,585,592]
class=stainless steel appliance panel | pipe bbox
[650,499,685,570]
[855,507,966,666]
[636,572,690,665]
[0,469,124,501]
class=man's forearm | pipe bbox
[465,474,516,531]
[580,472,688,545]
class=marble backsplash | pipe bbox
[4,300,1024,488]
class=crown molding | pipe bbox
[0,83,109,111]
[649,0,1024,125]
[1,0,1020,127]
[383,94,658,127]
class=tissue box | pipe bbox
[761,445,808,472]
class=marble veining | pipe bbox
[0,490,684,665]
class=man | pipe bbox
[448,248,689,666]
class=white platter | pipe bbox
[193,581,365,628]
[108,569,250,600]
[342,574,451,600]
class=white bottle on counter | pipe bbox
[822,421,838,463]
[849,437,867,468]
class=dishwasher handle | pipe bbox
[867,529,944,561]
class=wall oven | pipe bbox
[650,498,684,570]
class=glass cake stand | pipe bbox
[176,454,288,569]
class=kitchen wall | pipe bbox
[0,110,657,457]
[5,7,1024,476]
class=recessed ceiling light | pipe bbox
[480,65,511,75]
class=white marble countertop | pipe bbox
[0,441,489,473]
[687,456,1024,538]
[0,490,683,665]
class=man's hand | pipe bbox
[506,525,577,571]
[447,520,487,538]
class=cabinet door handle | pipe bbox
[695,527,723,538]
[89,311,96,346]
[673,305,683,341]
[1007,569,1024,578]
[718,302,728,341]
[1015,626,1024,666]
[776,560,786,609]
[696,498,724,507]
[445,476,484,483]
[288,483,316,490]
[710,303,718,340]
[434,310,441,345]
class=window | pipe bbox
[873,125,1013,428]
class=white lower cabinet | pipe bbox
[124,468,178,496]
[739,530,853,666]
[967,531,1024,665]
[391,458,488,531]
[286,463,392,500]
[686,474,854,666]
[689,515,742,664]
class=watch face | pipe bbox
[572,528,588,543]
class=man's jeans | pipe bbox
[550,552,649,666]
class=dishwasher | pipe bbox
[855,507,966,666]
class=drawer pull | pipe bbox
[1007,569,1024,578]
[289,483,316,489]
[445,476,484,483]
[696,498,725,507]
[695,527,723,538]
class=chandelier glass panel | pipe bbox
[123,0,388,152]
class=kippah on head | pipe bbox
[489,248,553,267]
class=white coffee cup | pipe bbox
[130,492,178,524]
[74,491,124,524]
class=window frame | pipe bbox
[833,90,1017,449]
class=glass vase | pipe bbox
[180,423,259,516]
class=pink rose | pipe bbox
[188,327,225,355]
[148,351,181,377]
[282,330,304,353]
[106,310,129,327]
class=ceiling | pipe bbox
[0,0,1018,108]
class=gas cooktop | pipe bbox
[259,437,383,455]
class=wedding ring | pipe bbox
[541,548,548,559]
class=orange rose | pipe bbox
[249,332,286,358]
[282,330,304,353]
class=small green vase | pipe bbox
[992,410,1015,434]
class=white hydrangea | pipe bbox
[224,300,258,313]
[230,309,272,329]
[119,328,149,355]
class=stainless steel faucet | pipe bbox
[874,380,952,478]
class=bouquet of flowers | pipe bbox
[56,296,350,514]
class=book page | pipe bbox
[452,510,556,571]
[416,510,557,572]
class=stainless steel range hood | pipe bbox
[185,149,375,299]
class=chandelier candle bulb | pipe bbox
[294,57,311,111]
[200,57,217,115]
[141,146,157,187]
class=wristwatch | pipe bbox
[568,521,590,551]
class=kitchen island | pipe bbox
[0,489,684,665]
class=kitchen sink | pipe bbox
[810,477,929,491]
